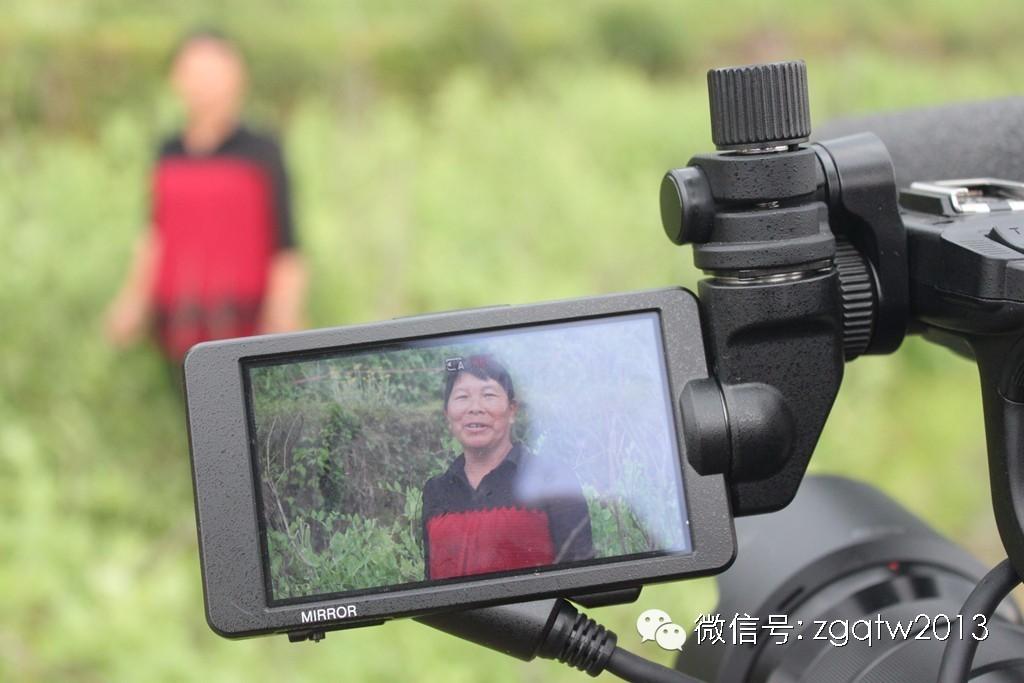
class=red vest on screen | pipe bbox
[426,506,556,579]
[152,158,274,359]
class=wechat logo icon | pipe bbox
[636,608,687,651]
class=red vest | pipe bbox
[152,149,277,359]
[426,507,556,579]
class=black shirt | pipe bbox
[421,443,594,580]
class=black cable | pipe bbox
[538,601,706,683]
[420,597,708,683]
[937,558,1020,683]
[605,646,703,683]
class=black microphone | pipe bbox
[816,97,1024,187]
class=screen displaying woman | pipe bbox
[245,313,691,603]
[421,354,594,580]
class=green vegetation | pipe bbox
[2,1,1023,681]
[254,364,439,599]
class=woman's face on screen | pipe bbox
[444,373,517,453]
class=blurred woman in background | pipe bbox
[105,29,307,363]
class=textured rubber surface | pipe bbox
[817,98,1024,187]
[708,61,811,149]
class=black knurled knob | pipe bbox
[708,60,811,150]
[835,239,876,360]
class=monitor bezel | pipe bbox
[184,287,735,638]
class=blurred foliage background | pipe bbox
[2,0,1024,681]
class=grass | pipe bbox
[2,2,1024,681]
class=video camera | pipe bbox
[183,61,1024,681]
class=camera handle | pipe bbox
[418,598,708,683]
[808,120,1024,681]
[669,60,1024,681]
[942,333,1024,581]
[921,334,1024,682]
[970,337,1024,580]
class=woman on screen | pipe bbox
[421,354,594,580]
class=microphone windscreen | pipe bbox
[816,98,1024,187]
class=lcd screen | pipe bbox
[244,312,691,605]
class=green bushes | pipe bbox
[267,502,426,599]
[254,394,445,598]
[4,0,1023,135]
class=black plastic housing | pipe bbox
[677,476,1024,683]
[183,288,735,639]
[899,186,1024,582]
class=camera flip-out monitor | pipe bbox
[184,288,734,639]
